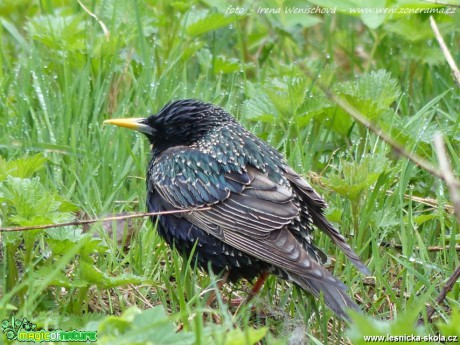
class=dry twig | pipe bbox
[430,15,460,88]
[418,265,460,326]
[380,241,460,252]
[433,134,460,226]
[0,208,210,233]
[299,64,460,189]
[416,134,460,325]
[78,0,110,41]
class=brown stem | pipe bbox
[0,208,210,232]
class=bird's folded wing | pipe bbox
[153,149,335,281]
[152,148,298,237]
[151,147,244,208]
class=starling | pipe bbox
[104,99,369,319]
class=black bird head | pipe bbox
[104,99,232,153]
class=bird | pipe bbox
[104,99,370,319]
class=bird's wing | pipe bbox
[151,147,350,282]
[151,147,298,237]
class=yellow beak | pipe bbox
[104,118,154,135]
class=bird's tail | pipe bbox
[289,272,359,320]
[283,167,370,275]
[313,215,371,276]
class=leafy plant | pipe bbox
[95,306,196,345]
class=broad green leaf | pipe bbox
[0,176,77,226]
[0,154,46,181]
[358,0,387,29]
[307,0,363,13]
[385,15,434,42]
[46,231,107,256]
[407,213,439,226]
[96,306,195,345]
[213,56,241,74]
[79,261,147,288]
[280,7,321,29]
[347,306,428,344]
[169,1,191,13]
[27,14,86,52]
[337,70,401,119]
[437,309,460,337]
[212,327,268,345]
[325,155,389,201]
[186,12,236,36]
[322,107,354,136]
[243,94,279,123]
[31,265,72,288]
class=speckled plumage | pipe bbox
[110,99,369,319]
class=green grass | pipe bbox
[1,0,460,344]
